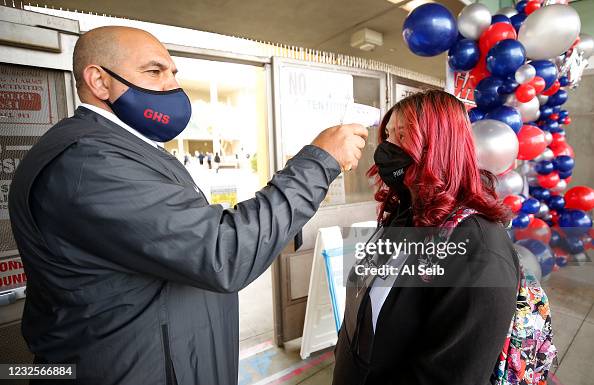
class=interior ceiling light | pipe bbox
[350,28,384,51]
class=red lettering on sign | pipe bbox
[0,273,27,287]
[0,91,42,111]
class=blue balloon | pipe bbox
[529,186,551,201]
[448,39,480,71]
[491,14,511,24]
[521,198,541,214]
[559,76,569,87]
[539,106,553,118]
[563,236,584,254]
[516,0,528,12]
[550,229,562,247]
[544,121,560,133]
[510,13,527,32]
[559,210,592,236]
[553,156,574,172]
[531,60,558,89]
[487,39,526,77]
[552,106,561,113]
[468,107,486,123]
[556,256,568,267]
[558,110,569,119]
[558,170,572,179]
[547,195,565,211]
[547,89,568,107]
[515,238,555,277]
[499,73,519,94]
[512,213,531,229]
[403,3,458,57]
[535,160,554,175]
[474,77,505,110]
[485,106,523,133]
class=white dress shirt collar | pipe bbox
[79,103,164,149]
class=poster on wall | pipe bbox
[394,83,422,102]
[445,66,476,110]
[278,65,354,205]
[0,64,62,294]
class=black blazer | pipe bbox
[9,106,341,385]
[333,213,520,385]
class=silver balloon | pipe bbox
[520,161,537,177]
[534,148,554,162]
[514,244,542,281]
[496,170,524,197]
[551,179,568,193]
[537,94,549,105]
[576,33,594,59]
[544,132,553,146]
[542,213,553,222]
[458,3,492,40]
[472,120,519,175]
[496,7,518,18]
[518,5,581,60]
[515,64,536,84]
[526,175,540,187]
[505,94,541,122]
[536,202,550,218]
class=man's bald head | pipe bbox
[72,26,179,107]
[73,26,161,88]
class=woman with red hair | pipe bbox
[333,90,519,385]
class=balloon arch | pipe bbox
[402,0,594,280]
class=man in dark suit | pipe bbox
[8,26,367,385]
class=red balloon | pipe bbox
[517,125,547,160]
[561,117,572,125]
[479,23,517,54]
[542,80,560,96]
[525,0,541,15]
[564,186,594,211]
[530,76,546,94]
[550,210,560,225]
[516,83,536,102]
[515,218,552,244]
[469,56,490,87]
[537,171,560,189]
[550,132,566,146]
[549,113,559,121]
[503,195,523,213]
[553,247,569,259]
[550,142,574,158]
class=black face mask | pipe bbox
[373,141,413,190]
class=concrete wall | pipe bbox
[564,72,594,189]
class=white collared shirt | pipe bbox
[79,103,164,149]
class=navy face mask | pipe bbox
[101,66,191,142]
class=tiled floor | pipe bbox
[238,262,594,385]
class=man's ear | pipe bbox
[82,65,110,102]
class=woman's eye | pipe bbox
[147,70,160,76]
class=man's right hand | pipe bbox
[311,124,368,172]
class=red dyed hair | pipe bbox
[368,90,511,227]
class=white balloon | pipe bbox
[536,202,550,218]
[533,148,554,162]
[496,170,524,197]
[515,64,536,84]
[544,132,553,146]
[496,7,518,18]
[458,3,492,40]
[518,5,581,60]
[514,244,542,281]
[472,119,519,175]
[526,175,540,186]
[551,179,568,193]
[537,94,549,106]
[505,94,541,122]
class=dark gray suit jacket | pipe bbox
[8,106,340,385]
